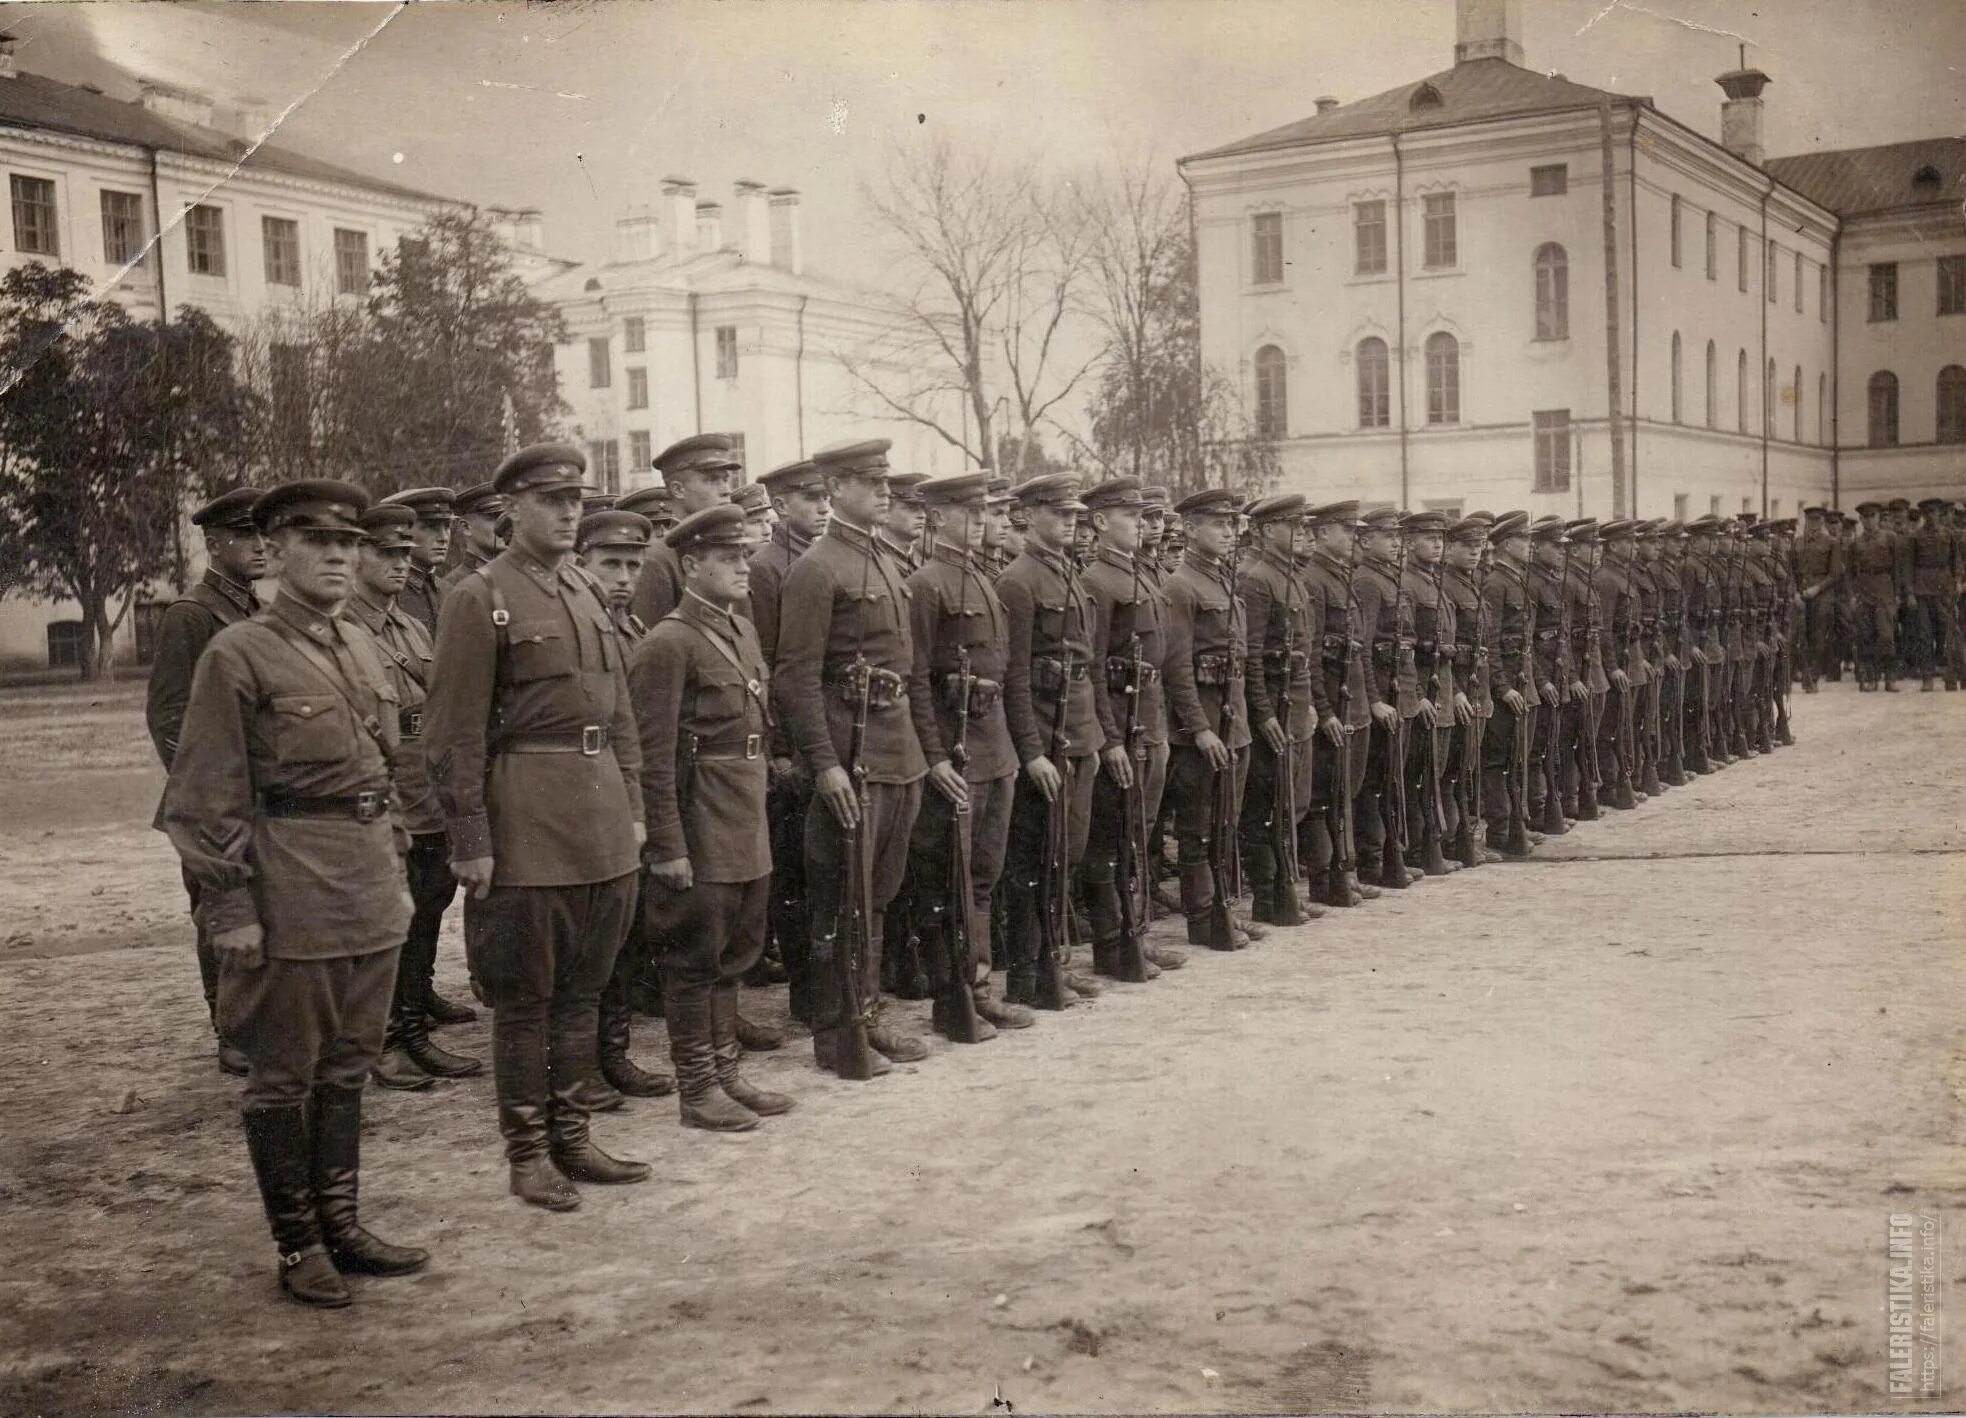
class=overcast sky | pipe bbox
[10,0,1964,288]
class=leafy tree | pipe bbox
[0,265,256,678]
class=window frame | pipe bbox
[332,227,369,297]
[1529,164,1568,197]
[587,335,611,390]
[1869,262,1898,323]
[1737,229,1749,293]
[1867,370,1899,448]
[623,315,647,353]
[1533,243,1569,340]
[184,203,226,278]
[1737,349,1749,433]
[1670,331,1682,424]
[1793,251,1803,313]
[1422,192,1457,270]
[1251,210,1285,285]
[1937,365,1966,444]
[1765,240,1778,305]
[714,324,740,380]
[625,366,649,411]
[1938,255,1966,317]
[1253,344,1288,439]
[1355,336,1390,428]
[1532,409,1572,493]
[1705,340,1717,427]
[1352,200,1387,277]
[1705,212,1717,281]
[100,189,146,268]
[261,215,301,288]
[628,429,653,468]
[1670,196,1682,268]
[9,173,58,257]
[1424,331,1460,425]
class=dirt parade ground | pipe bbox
[0,678,1960,1416]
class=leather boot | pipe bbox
[218,1040,250,1077]
[495,1022,580,1212]
[424,988,477,1027]
[599,993,675,1098]
[713,986,794,1116]
[548,1087,651,1184]
[399,1006,482,1080]
[1002,877,1042,1008]
[309,1083,428,1277]
[1144,941,1188,970]
[370,1044,434,1091]
[865,998,929,1062]
[734,1011,786,1052]
[973,981,1034,1029]
[242,1105,349,1308]
[669,993,758,1131]
[813,1026,892,1077]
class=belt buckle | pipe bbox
[581,725,605,756]
[354,791,382,823]
[404,710,423,737]
[744,733,761,760]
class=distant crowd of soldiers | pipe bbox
[147,433,1952,1308]
[1791,497,1966,693]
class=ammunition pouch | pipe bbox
[1194,650,1243,686]
[1106,657,1159,694]
[828,665,906,710]
[1032,655,1087,693]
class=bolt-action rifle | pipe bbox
[930,549,985,1044]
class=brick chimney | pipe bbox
[1314,96,1339,115]
[1716,52,1771,167]
[0,34,20,80]
[768,188,803,274]
[613,204,656,262]
[733,180,771,264]
[490,207,545,254]
[138,80,216,128]
[695,200,724,252]
[1454,0,1523,66]
[232,97,270,142]
[661,176,697,257]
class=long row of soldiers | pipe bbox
[147,433,1815,1309]
[1789,496,1966,693]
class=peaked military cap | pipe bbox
[494,442,588,497]
[1566,519,1601,545]
[655,433,742,475]
[253,479,371,534]
[1359,505,1403,531]
[1599,519,1637,541]
[1307,499,1362,526]
[1489,510,1531,539]
[1141,484,1171,510]
[454,481,505,517]
[1174,487,1240,518]
[1687,514,1725,533]
[617,485,677,521]
[666,503,750,552]
[757,458,823,495]
[1246,492,1306,522]
[1083,477,1146,511]
[1802,504,1829,518]
[919,471,990,506]
[578,510,655,551]
[1887,497,1911,511]
[581,493,619,515]
[1917,497,1949,511]
[358,503,417,549]
[1447,516,1489,543]
[379,486,455,519]
[887,471,929,505]
[1014,473,1087,511]
[1401,509,1450,534]
[1854,501,1883,515]
[985,475,1015,505]
[1659,520,1686,537]
[731,482,772,515]
[1464,509,1497,525]
[191,486,261,531]
[813,438,893,477]
[1530,515,1569,541]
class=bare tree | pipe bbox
[844,135,1096,482]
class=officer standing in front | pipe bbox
[162,480,427,1308]
[773,438,928,1077]
[424,443,650,1211]
[629,505,795,1129]
[345,503,481,1092]
[147,486,265,1077]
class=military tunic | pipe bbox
[398,565,444,639]
[628,540,687,629]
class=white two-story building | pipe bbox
[1178,0,1962,521]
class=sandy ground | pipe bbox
[1,679,1961,1415]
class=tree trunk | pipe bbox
[79,592,113,682]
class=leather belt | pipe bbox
[500,725,610,756]
[694,733,763,761]
[262,790,386,823]
[398,706,424,739]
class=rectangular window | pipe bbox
[1938,255,1966,316]
[1251,211,1284,284]
[1529,164,1567,197]
[1793,251,1803,313]
[1532,410,1571,493]
[261,216,300,287]
[1705,213,1717,281]
[1709,495,1722,517]
[1766,240,1778,304]
[1737,230,1748,293]
[1353,201,1386,276]
[10,174,57,256]
[1423,193,1457,268]
[626,367,648,410]
[715,325,739,379]
[716,432,747,469]
[1740,497,1753,515]
[628,429,652,469]
[623,315,646,352]
[1820,265,1829,322]
[100,190,146,266]
[333,228,369,296]
[1670,197,1682,268]
[1869,262,1897,322]
[602,439,621,495]
[46,621,84,672]
[185,203,225,277]
[588,336,611,389]
[1673,492,1689,521]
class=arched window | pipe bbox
[1425,332,1460,425]
[1670,332,1683,423]
[1705,341,1717,427]
[1818,373,1827,444]
[1792,365,1803,441]
[1938,365,1966,444]
[1534,243,1568,339]
[1253,345,1287,439]
[1868,371,1899,448]
[1737,349,1749,433]
[1356,337,1390,428]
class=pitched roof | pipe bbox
[0,70,449,205]
[1765,138,1966,218]
[1184,58,1650,164]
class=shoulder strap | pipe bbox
[665,610,774,726]
[240,619,393,756]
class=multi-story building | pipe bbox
[527,178,957,493]
[1178,0,1962,520]
[0,46,451,670]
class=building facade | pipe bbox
[528,179,958,492]
[1179,0,1962,519]
[0,49,452,670]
